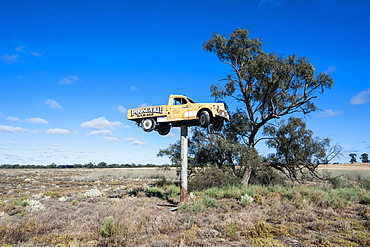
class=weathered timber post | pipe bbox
[180,126,188,202]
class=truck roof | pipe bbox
[169,94,195,103]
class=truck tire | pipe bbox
[212,117,224,131]
[199,110,210,127]
[158,126,171,136]
[141,118,156,132]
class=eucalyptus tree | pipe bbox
[202,29,334,184]
[349,153,357,164]
[264,117,341,183]
[360,153,369,163]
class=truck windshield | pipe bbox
[187,97,195,103]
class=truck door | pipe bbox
[167,97,190,121]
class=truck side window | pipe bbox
[174,98,187,105]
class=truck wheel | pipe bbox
[212,117,224,131]
[199,110,210,127]
[158,126,171,136]
[141,118,156,132]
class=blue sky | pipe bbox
[1,0,369,165]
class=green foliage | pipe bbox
[180,197,220,213]
[100,216,115,237]
[239,194,254,206]
[330,176,351,189]
[160,28,336,186]
[359,195,370,205]
[44,191,63,198]
[13,199,28,207]
[203,185,248,199]
[195,181,370,210]
[249,162,284,185]
[203,28,333,149]
[360,177,370,190]
[265,117,341,183]
[349,153,357,163]
[146,187,165,198]
[360,153,369,163]
[188,167,242,191]
[71,200,79,206]
[154,178,173,187]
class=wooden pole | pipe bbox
[180,126,188,202]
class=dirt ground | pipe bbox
[319,163,370,170]
[1,168,370,246]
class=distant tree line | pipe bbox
[349,153,369,163]
[0,162,172,169]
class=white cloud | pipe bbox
[0,125,26,133]
[46,128,71,135]
[314,109,342,118]
[26,118,49,124]
[350,89,370,105]
[117,105,127,114]
[104,137,120,142]
[81,117,124,130]
[325,66,337,75]
[6,116,20,122]
[31,52,43,57]
[59,75,79,85]
[139,103,149,108]
[87,130,112,136]
[125,137,149,145]
[0,54,19,64]
[163,132,178,138]
[46,99,63,110]
[130,86,138,90]
[15,46,25,52]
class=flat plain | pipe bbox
[1,166,370,247]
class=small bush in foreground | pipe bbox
[188,167,241,191]
[239,194,254,206]
[330,175,350,189]
[180,197,220,213]
[100,216,115,237]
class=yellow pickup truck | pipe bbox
[127,94,229,135]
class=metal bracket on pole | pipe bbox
[180,126,188,202]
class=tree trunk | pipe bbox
[242,166,251,185]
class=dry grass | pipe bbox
[319,163,370,171]
[0,168,369,246]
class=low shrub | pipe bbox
[360,177,370,190]
[13,199,28,207]
[44,191,63,198]
[239,194,254,206]
[100,216,115,237]
[330,176,350,189]
[154,178,172,187]
[146,187,165,199]
[188,167,241,191]
[180,196,220,213]
[250,221,274,238]
[203,186,242,199]
[249,165,285,186]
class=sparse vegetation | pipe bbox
[1,168,370,246]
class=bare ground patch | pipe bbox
[319,163,370,170]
